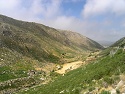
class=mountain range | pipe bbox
[1,14,125,94]
[0,14,104,93]
[0,14,103,64]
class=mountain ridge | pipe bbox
[0,14,104,93]
[0,14,104,63]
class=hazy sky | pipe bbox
[0,0,125,42]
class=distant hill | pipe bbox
[111,37,125,47]
[99,37,125,57]
[97,41,114,48]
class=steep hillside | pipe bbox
[99,37,125,57]
[60,30,103,51]
[0,14,103,93]
[0,14,103,64]
[111,37,125,47]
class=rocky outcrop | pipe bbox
[111,75,125,94]
[0,77,37,94]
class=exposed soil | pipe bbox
[55,61,85,74]
[55,51,100,74]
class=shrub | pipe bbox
[101,90,110,94]
[103,76,114,85]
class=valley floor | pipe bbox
[56,61,84,74]
[16,49,125,94]
[56,51,100,74]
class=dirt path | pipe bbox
[55,61,85,74]
[55,51,100,74]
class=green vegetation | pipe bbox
[0,14,103,82]
[18,49,125,94]
[0,77,36,91]
[0,14,104,93]
[101,90,110,94]
[0,14,103,65]
[1,14,125,94]
[111,37,125,47]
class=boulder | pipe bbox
[110,89,116,94]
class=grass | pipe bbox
[0,14,103,66]
[17,49,125,94]
[0,14,103,93]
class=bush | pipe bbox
[116,89,120,94]
[103,76,114,85]
[88,87,95,92]
[101,90,110,94]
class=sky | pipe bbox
[0,0,125,43]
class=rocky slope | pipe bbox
[0,14,103,93]
[0,14,103,64]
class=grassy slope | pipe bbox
[0,47,37,82]
[0,14,103,92]
[0,14,103,65]
[111,37,125,47]
[99,37,125,57]
[18,49,125,94]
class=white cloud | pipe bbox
[0,0,20,9]
[0,0,125,43]
[0,0,62,21]
[123,23,125,27]
[82,0,125,17]
[32,0,62,18]
[65,0,83,3]
[44,16,77,30]
[0,0,21,17]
